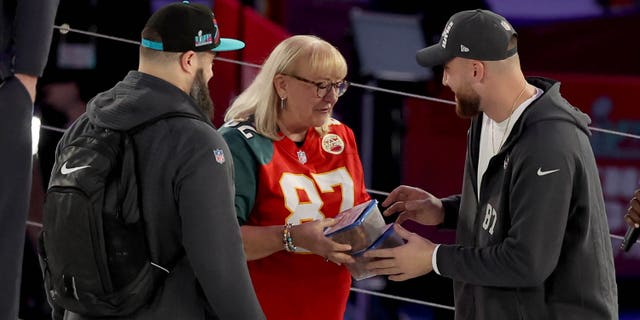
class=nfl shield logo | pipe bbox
[214,149,225,164]
[297,150,307,164]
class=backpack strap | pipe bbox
[119,111,209,272]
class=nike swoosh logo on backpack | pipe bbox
[60,162,91,175]
[536,168,559,176]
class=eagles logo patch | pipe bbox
[321,133,344,155]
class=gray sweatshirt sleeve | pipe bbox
[176,129,265,319]
[440,194,461,229]
[14,0,59,76]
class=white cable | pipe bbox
[589,127,640,140]
[348,82,456,105]
[48,24,640,141]
[54,24,140,45]
[40,124,67,134]
[350,287,456,311]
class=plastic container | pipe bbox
[348,223,405,281]
[323,199,386,253]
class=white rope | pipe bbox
[348,82,456,105]
[366,189,390,197]
[214,56,262,69]
[40,124,66,134]
[43,21,640,253]
[23,214,640,314]
[48,24,640,141]
[33,24,638,313]
[26,221,43,228]
[54,24,140,45]
[610,234,625,241]
[350,287,456,311]
[589,127,640,140]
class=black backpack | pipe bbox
[38,112,202,316]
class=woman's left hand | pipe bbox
[291,218,355,265]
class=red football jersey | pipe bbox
[221,119,370,320]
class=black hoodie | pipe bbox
[54,71,264,320]
[437,77,618,319]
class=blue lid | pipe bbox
[324,199,379,237]
[352,223,400,256]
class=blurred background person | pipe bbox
[0,0,59,319]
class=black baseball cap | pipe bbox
[141,1,244,52]
[416,9,517,67]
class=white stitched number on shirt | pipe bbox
[222,122,257,139]
[482,204,498,235]
[280,167,355,225]
[236,125,256,139]
[311,168,354,213]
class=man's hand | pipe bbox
[14,73,38,103]
[363,224,435,281]
[382,185,445,226]
[624,189,640,228]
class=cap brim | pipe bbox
[416,44,450,67]
[212,38,245,52]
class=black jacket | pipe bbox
[54,71,264,320]
[437,77,618,319]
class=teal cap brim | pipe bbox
[213,38,245,52]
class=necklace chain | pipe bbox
[491,83,528,154]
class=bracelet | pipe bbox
[282,223,297,252]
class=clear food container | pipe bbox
[323,199,386,253]
[348,223,405,281]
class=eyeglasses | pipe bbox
[283,74,349,98]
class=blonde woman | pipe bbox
[220,35,370,320]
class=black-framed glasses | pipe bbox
[283,74,349,97]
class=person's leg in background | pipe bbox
[20,233,50,319]
[0,76,35,319]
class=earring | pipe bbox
[280,97,286,110]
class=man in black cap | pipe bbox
[44,1,264,319]
[365,9,618,319]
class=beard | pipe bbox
[189,69,214,118]
[454,84,481,119]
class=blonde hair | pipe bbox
[224,35,348,140]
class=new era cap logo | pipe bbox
[460,45,470,53]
